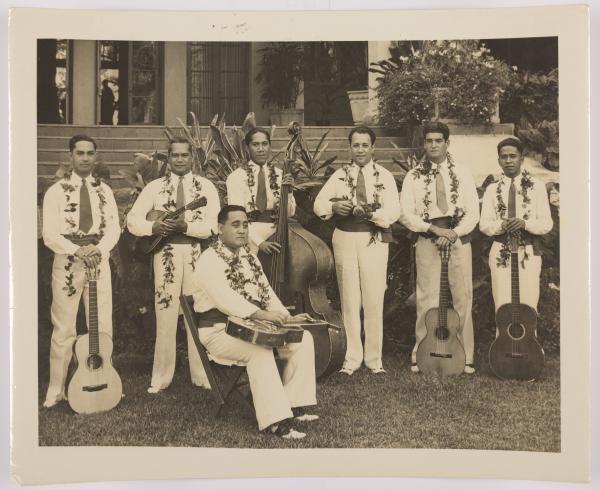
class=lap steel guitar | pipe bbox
[226,316,327,348]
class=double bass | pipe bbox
[257,123,346,378]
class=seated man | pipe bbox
[192,205,318,439]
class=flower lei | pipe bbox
[495,170,534,268]
[245,163,279,212]
[412,152,465,228]
[211,240,271,310]
[338,162,385,245]
[155,174,206,307]
[60,171,107,296]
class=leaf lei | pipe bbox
[245,163,280,212]
[412,152,465,228]
[59,172,107,296]
[211,240,271,310]
[159,174,177,212]
[339,162,385,245]
[156,243,175,309]
[495,170,534,268]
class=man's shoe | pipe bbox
[410,363,420,374]
[269,419,306,439]
[370,367,387,374]
[147,386,162,394]
[292,407,319,422]
[339,366,356,376]
[464,364,476,374]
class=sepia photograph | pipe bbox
[35,36,561,450]
[9,6,590,485]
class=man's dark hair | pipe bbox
[497,137,523,155]
[69,134,97,152]
[244,127,271,146]
[218,204,247,224]
[348,126,376,145]
[168,136,191,155]
[422,121,450,141]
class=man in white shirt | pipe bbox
[226,128,295,255]
[313,126,401,375]
[399,122,480,374]
[127,136,220,393]
[479,137,553,313]
[193,205,317,439]
[42,134,120,407]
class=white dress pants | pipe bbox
[413,237,474,364]
[198,325,317,431]
[332,228,389,371]
[45,254,113,405]
[488,242,542,311]
[151,243,209,390]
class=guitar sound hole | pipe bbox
[435,327,449,341]
[507,323,526,341]
[87,354,103,370]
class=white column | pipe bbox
[72,41,97,125]
[364,41,393,125]
[164,42,187,126]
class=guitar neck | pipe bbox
[270,164,291,289]
[511,250,521,323]
[88,279,99,355]
[438,260,449,326]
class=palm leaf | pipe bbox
[312,130,330,160]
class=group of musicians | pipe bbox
[40,121,553,440]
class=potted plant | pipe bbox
[372,40,512,127]
[256,43,305,126]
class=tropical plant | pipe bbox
[290,129,338,191]
[256,43,305,109]
[373,40,513,126]
[517,119,559,171]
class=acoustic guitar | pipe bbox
[139,196,207,254]
[225,316,310,348]
[489,231,545,381]
[416,247,466,376]
[67,264,122,414]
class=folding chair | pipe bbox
[179,295,253,418]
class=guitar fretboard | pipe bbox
[88,279,99,355]
[438,259,449,327]
[511,250,521,325]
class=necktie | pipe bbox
[435,170,448,215]
[176,176,185,209]
[78,179,93,233]
[256,165,268,212]
[356,167,368,205]
[508,178,516,218]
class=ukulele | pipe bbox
[67,264,122,414]
[139,196,207,254]
[416,246,466,376]
[489,231,545,381]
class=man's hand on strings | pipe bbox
[258,240,281,255]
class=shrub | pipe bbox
[373,40,513,126]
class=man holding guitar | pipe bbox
[127,136,220,394]
[42,135,120,408]
[225,128,296,255]
[399,122,480,374]
[192,205,318,439]
[479,138,553,322]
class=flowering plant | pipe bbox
[373,40,513,126]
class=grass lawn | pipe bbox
[38,348,560,451]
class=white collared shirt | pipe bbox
[479,171,553,237]
[226,161,296,247]
[313,160,401,229]
[192,244,288,318]
[42,172,120,257]
[127,171,220,239]
[399,158,479,237]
